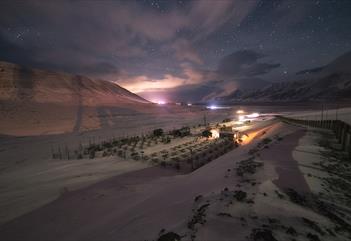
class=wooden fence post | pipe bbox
[343,128,350,151]
[341,125,349,150]
[331,120,337,133]
[281,117,350,155]
[336,121,343,142]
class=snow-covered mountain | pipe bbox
[217,51,351,103]
[0,61,152,135]
[0,61,149,105]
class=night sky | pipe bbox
[1,0,351,102]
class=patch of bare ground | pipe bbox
[2,121,350,241]
[172,124,351,241]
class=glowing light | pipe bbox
[155,100,166,105]
[207,105,218,110]
[237,112,259,123]
[246,112,259,118]
[206,105,230,110]
[210,129,219,139]
[241,130,261,145]
[187,103,192,106]
[236,110,245,114]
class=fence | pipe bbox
[278,116,351,159]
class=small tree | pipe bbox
[89,150,95,159]
[162,153,169,161]
[175,162,180,170]
[153,128,164,137]
[202,130,212,138]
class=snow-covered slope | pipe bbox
[0,61,151,135]
[0,61,149,105]
[218,51,351,103]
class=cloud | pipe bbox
[190,50,281,99]
[137,82,223,103]
[170,39,203,64]
[201,81,240,101]
[117,64,208,93]
[0,0,259,102]
[273,0,315,29]
[116,0,256,42]
[186,0,257,40]
[0,0,256,67]
[217,50,281,77]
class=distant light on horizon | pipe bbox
[236,110,245,114]
[206,105,230,110]
[246,113,260,118]
[237,112,260,122]
[152,100,166,105]
[207,105,219,110]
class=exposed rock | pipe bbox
[236,157,263,176]
[285,188,307,205]
[306,232,321,241]
[286,226,297,236]
[158,232,182,241]
[302,217,325,236]
[234,190,247,201]
[217,212,233,218]
[250,228,277,241]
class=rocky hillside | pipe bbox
[0,61,149,106]
[217,51,351,103]
[220,73,351,102]
[0,61,151,135]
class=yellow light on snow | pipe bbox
[210,129,219,139]
[236,110,244,114]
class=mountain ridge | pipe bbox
[216,51,351,103]
[0,61,149,105]
[0,60,152,136]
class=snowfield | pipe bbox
[283,107,351,125]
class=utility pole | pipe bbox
[336,104,339,120]
[50,145,54,159]
[188,147,194,170]
[203,113,207,127]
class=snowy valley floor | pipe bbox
[1,120,351,241]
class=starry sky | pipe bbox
[1,0,351,102]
